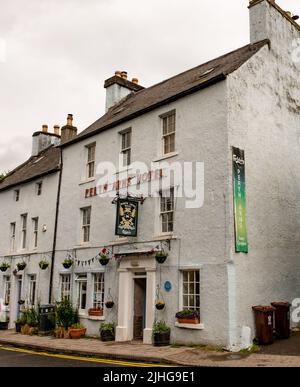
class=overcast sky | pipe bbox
[0,0,299,172]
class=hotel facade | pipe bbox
[1,0,300,350]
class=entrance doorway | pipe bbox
[133,277,146,340]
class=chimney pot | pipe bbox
[54,125,60,136]
[67,114,73,126]
[42,125,48,133]
[132,78,139,84]
[121,71,128,80]
[115,71,122,77]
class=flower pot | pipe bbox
[88,308,103,317]
[155,255,168,264]
[39,262,49,270]
[0,322,9,331]
[105,301,114,309]
[0,266,9,272]
[177,317,200,324]
[15,322,23,333]
[155,303,165,310]
[17,263,26,271]
[99,258,109,266]
[69,328,86,339]
[100,330,115,342]
[63,262,73,269]
[153,332,170,347]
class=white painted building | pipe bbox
[1,0,300,349]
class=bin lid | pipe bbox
[271,302,291,307]
[252,305,276,312]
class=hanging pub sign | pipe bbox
[232,147,248,253]
[115,199,139,237]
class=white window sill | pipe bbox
[79,315,105,322]
[153,152,179,163]
[79,178,96,186]
[175,322,205,330]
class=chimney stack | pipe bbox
[32,124,61,156]
[104,70,144,112]
[61,114,78,143]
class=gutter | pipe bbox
[60,74,227,148]
[48,148,63,304]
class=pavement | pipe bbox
[1,329,300,367]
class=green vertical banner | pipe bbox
[232,147,248,253]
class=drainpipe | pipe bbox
[48,147,63,304]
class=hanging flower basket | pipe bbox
[0,263,10,272]
[17,262,27,271]
[99,248,110,266]
[155,251,168,264]
[18,300,25,305]
[155,301,165,310]
[105,301,115,309]
[62,259,73,269]
[39,260,49,270]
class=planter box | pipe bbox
[88,308,103,317]
[177,317,200,325]
[69,328,86,339]
[153,332,170,347]
[15,322,23,333]
[0,322,9,330]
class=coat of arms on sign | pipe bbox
[115,199,139,237]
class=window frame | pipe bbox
[3,276,11,305]
[21,214,27,250]
[36,182,43,196]
[161,110,176,156]
[32,217,39,249]
[14,189,20,202]
[181,270,200,313]
[60,274,71,301]
[81,207,91,243]
[28,274,37,307]
[120,128,132,167]
[160,188,175,234]
[10,222,16,252]
[86,143,96,179]
[75,274,87,314]
[93,272,105,310]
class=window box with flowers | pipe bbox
[175,310,200,324]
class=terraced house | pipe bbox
[1,0,300,350]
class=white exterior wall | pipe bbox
[0,172,59,327]
[55,82,230,345]
[227,0,300,348]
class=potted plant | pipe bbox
[152,321,170,346]
[54,299,79,338]
[155,251,168,264]
[69,323,86,339]
[175,309,200,324]
[39,259,49,270]
[100,322,115,342]
[155,300,165,310]
[105,301,114,309]
[19,307,39,335]
[17,261,27,271]
[99,248,110,266]
[62,258,73,269]
[0,262,10,272]
[88,308,103,317]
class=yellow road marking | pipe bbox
[0,345,171,367]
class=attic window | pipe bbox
[199,67,215,78]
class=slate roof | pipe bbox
[0,146,61,192]
[62,39,270,147]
